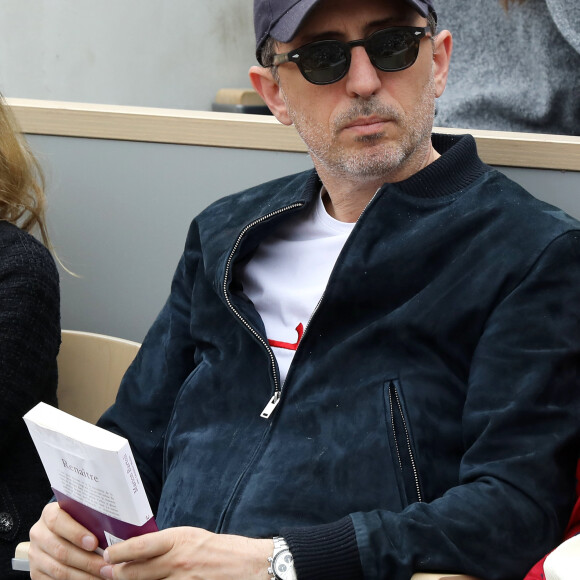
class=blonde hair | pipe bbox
[0,94,51,247]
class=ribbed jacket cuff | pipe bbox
[281,516,363,580]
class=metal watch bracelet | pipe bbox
[268,536,297,580]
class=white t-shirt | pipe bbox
[241,192,355,384]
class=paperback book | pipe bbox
[24,402,157,553]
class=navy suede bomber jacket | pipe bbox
[99,134,580,580]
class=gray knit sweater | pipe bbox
[434,0,580,135]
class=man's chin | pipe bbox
[354,132,388,144]
[335,149,407,179]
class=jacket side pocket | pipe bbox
[384,379,423,507]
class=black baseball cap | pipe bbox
[254,0,437,64]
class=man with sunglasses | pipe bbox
[28,0,580,579]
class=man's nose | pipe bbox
[345,46,382,97]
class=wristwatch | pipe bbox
[268,536,297,580]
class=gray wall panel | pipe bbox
[28,134,580,342]
[30,135,312,341]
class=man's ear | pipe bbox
[249,66,292,126]
[432,30,453,98]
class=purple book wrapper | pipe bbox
[54,489,158,551]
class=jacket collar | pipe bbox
[207,133,487,292]
[393,133,489,199]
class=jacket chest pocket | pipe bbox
[384,379,423,507]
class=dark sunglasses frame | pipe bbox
[271,26,432,85]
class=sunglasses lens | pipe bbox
[368,29,421,71]
[298,41,349,84]
[284,27,426,84]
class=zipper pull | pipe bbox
[260,392,281,419]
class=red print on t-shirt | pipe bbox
[268,323,304,351]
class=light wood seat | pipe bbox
[56,329,140,423]
[12,330,140,573]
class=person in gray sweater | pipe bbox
[434,0,580,135]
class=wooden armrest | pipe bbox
[12,541,30,572]
[411,574,480,580]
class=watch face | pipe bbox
[273,548,295,580]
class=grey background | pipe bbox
[28,134,580,343]
[0,0,257,111]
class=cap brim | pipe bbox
[269,0,320,43]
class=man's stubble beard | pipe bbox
[281,75,437,181]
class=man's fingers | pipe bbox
[29,503,105,579]
[104,530,171,564]
[31,542,105,580]
[41,503,99,551]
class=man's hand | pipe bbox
[29,502,106,578]
[100,527,273,580]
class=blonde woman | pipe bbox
[0,94,60,579]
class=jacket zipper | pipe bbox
[282,186,386,389]
[388,383,422,503]
[225,187,384,419]
[222,203,304,419]
[261,186,387,418]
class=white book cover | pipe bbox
[24,402,158,552]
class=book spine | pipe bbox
[117,443,155,522]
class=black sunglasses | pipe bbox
[271,26,432,85]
